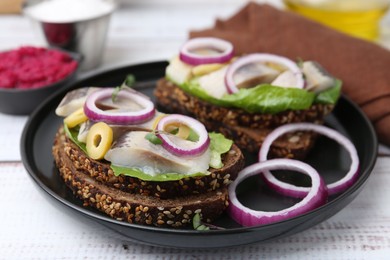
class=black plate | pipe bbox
[21,61,378,249]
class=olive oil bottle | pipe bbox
[284,0,390,41]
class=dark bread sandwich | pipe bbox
[53,86,244,228]
[154,38,341,158]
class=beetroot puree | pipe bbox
[0,46,77,89]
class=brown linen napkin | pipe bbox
[190,3,390,146]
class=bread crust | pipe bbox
[52,127,243,227]
[154,78,334,157]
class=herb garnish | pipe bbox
[145,128,199,145]
[145,132,163,145]
[192,213,225,231]
[297,57,304,68]
[112,74,136,102]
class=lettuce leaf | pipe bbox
[314,79,342,104]
[174,77,342,114]
[209,132,233,169]
[64,123,87,153]
[64,124,233,181]
[110,165,207,182]
[222,84,315,114]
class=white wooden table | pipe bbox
[1,1,390,258]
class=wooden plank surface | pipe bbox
[0,159,389,258]
[1,1,390,258]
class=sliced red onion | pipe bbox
[259,123,360,197]
[228,159,328,227]
[84,88,155,125]
[156,114,210,157]
[224,53,304,94]
[179,37,234,66]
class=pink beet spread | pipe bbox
[0,46,78,89]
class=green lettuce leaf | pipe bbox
[63,123,87,153]
[314,79,342,104]
[110,165,207,182]
[208,132,233,169]
[174,77,342,114]
[64,124,233,181]
[222,84,315,114]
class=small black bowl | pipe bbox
[0,48,80,115]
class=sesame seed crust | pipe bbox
[154,78,334,156]
[52,129,230,228]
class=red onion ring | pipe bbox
[224,53,305,94]
[228,159,328,227]
[259,123,360,197]
[179,37,234,66]
[156,114,210,157]
[84,88,155,125]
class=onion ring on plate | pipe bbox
[84,88,155,125]
[179,37,234,66]
[228,159,328,227]
[224,53,305,94]
[259,123,360,197]
[156,114,210,157]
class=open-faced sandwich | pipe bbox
[155,37,342,158]
[52,85,245,228]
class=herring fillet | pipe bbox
[104,131,211,175]
[55,87,100,116]
[234,63,279,88]
[303,61,335,93]
[197,66,229,99]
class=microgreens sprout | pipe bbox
[192,213,225,231]
[145,132,163,145]
[112,74,136,102]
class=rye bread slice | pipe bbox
[53,127,244,200]
[154,78,332,156]
[53,133,229,227]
